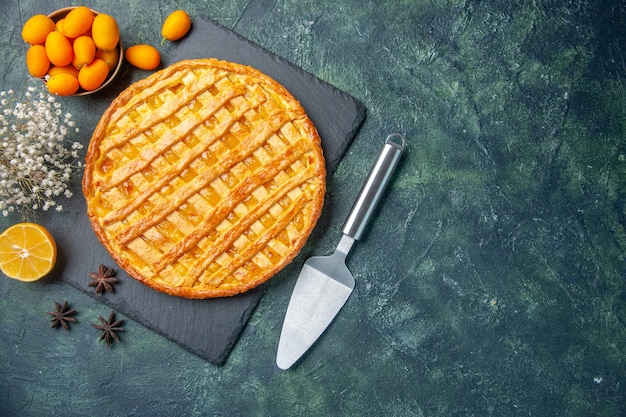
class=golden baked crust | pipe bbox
[83,58,326,298]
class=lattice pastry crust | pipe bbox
[83,59,326,298]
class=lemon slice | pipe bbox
[0,222,57,281]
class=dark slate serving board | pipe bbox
[57,16,365,365]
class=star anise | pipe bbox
[88,264,119,294]
[92,310,125,347]
[46,300,77,330]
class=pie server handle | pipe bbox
[342,133,406,240]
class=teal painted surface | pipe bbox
[1,0,625,415]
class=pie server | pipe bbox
[276,133,406,369]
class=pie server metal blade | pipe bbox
[276,134,406,370]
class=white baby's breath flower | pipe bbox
[0,82,83,218]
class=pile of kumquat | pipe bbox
[22,6,120,96]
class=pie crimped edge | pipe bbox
[83,58,326,298]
